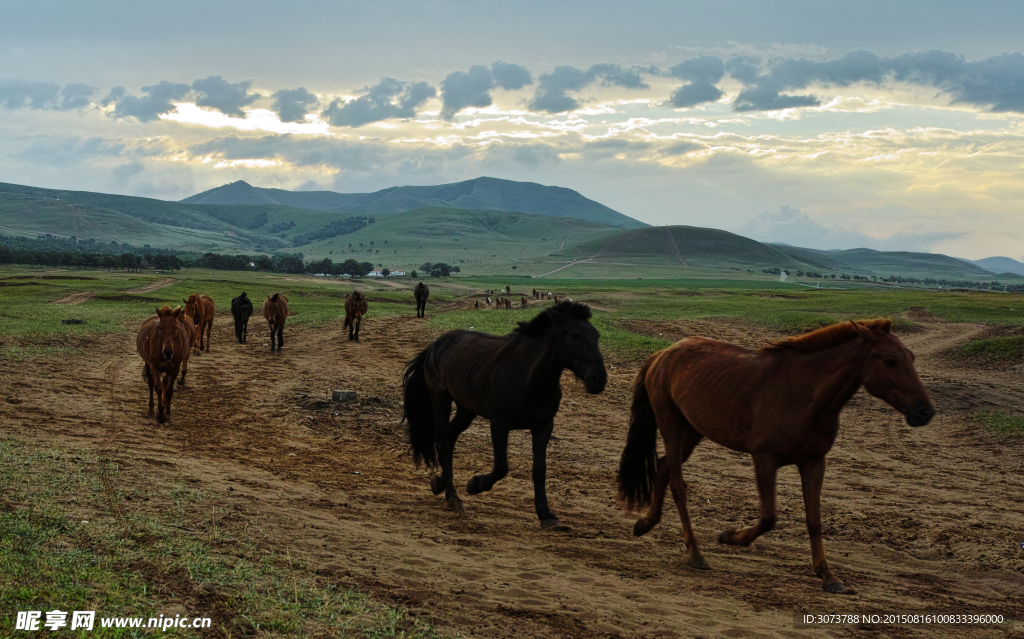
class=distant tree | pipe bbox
[410,270,418,278]
[381,268,391,277]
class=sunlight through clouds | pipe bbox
[160,103,331,135]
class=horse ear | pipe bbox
[182,298,188,303]
[156,306,162,315]
[850,320,877,341]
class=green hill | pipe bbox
[814,248,998,279]
[562,225,807,269]
[182,176,646,229]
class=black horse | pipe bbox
[403,301,607,529]
[231,292,254,343]
[414,282,429,318]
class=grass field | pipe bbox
[2,265,1022,636]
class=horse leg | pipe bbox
[242,317,248,343]
[205,320,212,352]
[164,367,178,420]
[428,396,463,512]
[466,421,509,495]
[155,371,168,424]
[177,357,188,386]
[529,420,563,530]
[354,315,361,342]
[799,456,846,593]
[277,325,284,349]
[718,455,777,546]
[146,366,155,417]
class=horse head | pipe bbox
[851,320,935,427]
[155,305,184,361]
[525,302,607,394]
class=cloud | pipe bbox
[737,205,966,252]
[490,61,533,91]
[104,80,190,121]
[529,64,653,114]
[191,75,261,117]
[14,135,169,168]
[271,87,320,123]
[321,77,436,127]
[440,62,533,120]
[668,56,725,108]
[0,79,96,110]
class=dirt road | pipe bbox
[2,310,1022,637]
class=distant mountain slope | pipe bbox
[182,176,647,229]
[563,225,809,269]
[963,255,1024,277]
[769,244,872,275]
[818,248,996,278]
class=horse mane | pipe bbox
[515,301,592,337]
[761,318,893,353]
[270,293,279,302]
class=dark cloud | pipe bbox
[59,83,97,109]
[0,80,97,111]
[529,64,654,114]
[440,65,494,120]
[191,75,261,117]
[321,77,436,127]
[668,56,726,108]
[491,61,533,90]
[104,80,190,121]
[0,79,60,109]
[271,87,320,123]
[439,62,534,120]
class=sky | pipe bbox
[2,0,1023,260]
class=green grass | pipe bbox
[0,440,439,638]
[973,412,1024,436]
[959,335,1024,361]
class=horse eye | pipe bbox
[884,358,897,367]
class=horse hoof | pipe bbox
[633,519,655,537]
[686,555,711,571]
[466,476,484,495]
[429,476,445,495]
[541,519,570,532]
[823,581,850,594]
[447,499,464,513]
[717,529,737,545]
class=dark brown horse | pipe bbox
[618,319,935,593]
[404,301,607,529]
[414,282,429,318]
[521,296,528,308]
[344,291,368,341]
[231,292,254,343]
[262,293,289,350]
[137,306,190,423]
[183,293,215,353]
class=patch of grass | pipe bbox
[959,335,1024,361]
[973,412,1024,436]
[0,440,439,638]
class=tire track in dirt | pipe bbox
[126,278,176,294]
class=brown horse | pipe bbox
[344,291,368,341]
[136,306,190,423]
[183,293,215,353]
[262,293,289,350]
[521,296,528,308]
[177,314,197,387]
[617,319,935,593]
[404,301,607,528]
[414,282,429,318]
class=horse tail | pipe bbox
[402,347,437,469]
[617,355,660,512]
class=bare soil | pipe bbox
[2,312,1023,638]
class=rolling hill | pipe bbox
[182,177,647,229]
[960,256,1024,277]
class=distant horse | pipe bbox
[137,306,190,423]
[486,297,492,306]
[505,298,512,310]
[532,288,537,298]
[617,319,935,593]
[231,292,254,343]
[176,314,196,387]
[183,293,215,353]
[344,291,368,341]
[521,297,528,308]
[505,285,511,294]
[474,300,479,309]
[262,293,289,350]
[404,301,607,529]
[546,292,553,300]
[414,282,430,318]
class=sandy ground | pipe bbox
[1,305,1023,638]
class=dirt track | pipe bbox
[2,308,1023,637]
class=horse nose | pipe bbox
[906,404,935,427]
[162,348,174,360]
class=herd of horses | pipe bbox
[136,281,936,593]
